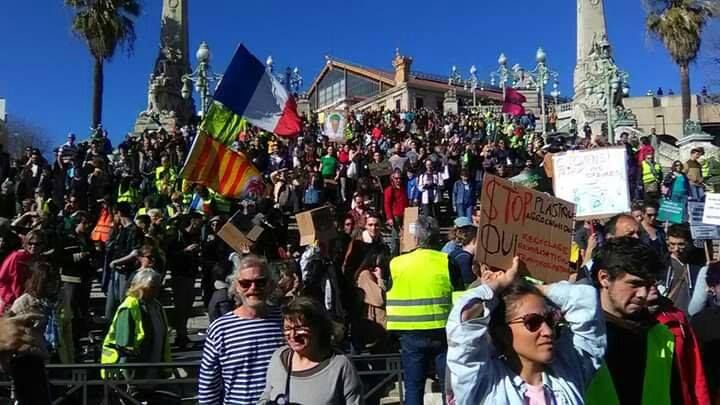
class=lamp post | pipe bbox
[528,47,559,138]
[463,65,479,107]
[182,41,223,116]
[550,80,560,107]
[266,56,303,94]
[583,38,630,144]
[490,53,510,99]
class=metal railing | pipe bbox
[0,354,404,405]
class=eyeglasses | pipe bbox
[237,277,268,289]
[282,325,310,336]
[508,310,562,333]
[645,212,657,217]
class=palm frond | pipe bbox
[65,0,142,61]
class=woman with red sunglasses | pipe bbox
[446,258,606,405]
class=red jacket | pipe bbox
[384,185,408,222]
[0,250,32,315]
[655,301,711,405]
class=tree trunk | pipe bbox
[680,62,691,126]
[92,56,104,128]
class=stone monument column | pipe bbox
[134,0,195,136]
[574,0,608,98]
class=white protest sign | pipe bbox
[552,147,630,219]
[688,201,720,240]
[702,193,720,226]
[323,111,346,143]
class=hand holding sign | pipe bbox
[476,175,576,283]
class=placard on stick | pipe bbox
[552,147,629,219]
[476,175,576,283]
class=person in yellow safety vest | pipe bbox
[585,237,682,405]
[117,177,140,208]
[101,268,171,380]
[167,191,184,219]
[154,155,178,195]
[641,152,663,196]
[386,216,463,405]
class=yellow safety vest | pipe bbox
[702,160,710,178]
[641,161,662,185]
[101,295,171,379]
[585,323,675,405]
[386,249,453,330]
[117,185,139,206]
[155,166,178,194]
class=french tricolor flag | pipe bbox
[213,44,302,137]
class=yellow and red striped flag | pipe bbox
[180,132,264,198]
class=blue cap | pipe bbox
[454,217,475,228]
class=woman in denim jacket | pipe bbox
[447,258,606,404]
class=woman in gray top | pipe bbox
[259,296,362,405]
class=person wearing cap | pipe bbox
[55,211,94,351]
[445,218,477,286]
[442,216,475,254]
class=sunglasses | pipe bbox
[508,310,563,333]
[237,277,268,289]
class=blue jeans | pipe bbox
[455,204,472,218]
[690,183,705,201]
[398,329,447,405]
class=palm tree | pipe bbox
[645,0,715,125]
[65,0,141,128]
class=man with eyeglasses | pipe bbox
[198,255,284,405]
[658,224,702,315]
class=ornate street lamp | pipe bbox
[448,65,462,86]
[490,53,510,99]
[266,55,303,94]
[182,41,223,116]
[463,65,479,107]
[527,47,560,138]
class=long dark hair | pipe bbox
[488,279,547,355]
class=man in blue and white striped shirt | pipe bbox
[198,255,284,404]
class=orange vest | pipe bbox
[91,209,114,242]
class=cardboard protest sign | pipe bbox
[368,161,393,178]
[296,206,337,246]
[703,193,720,226]
[217,211,265,253]
[400,207,420,253]
[476,175,576,283]
[658,200,685,224]
[552,147,630,219]
[688,201,720,240]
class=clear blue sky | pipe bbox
[0,0,717,148]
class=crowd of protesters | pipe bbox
[0,104,717,405]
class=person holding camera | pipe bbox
[418,158,441,217]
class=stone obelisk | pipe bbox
[134,0,195,135]
[574,0,609,103]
